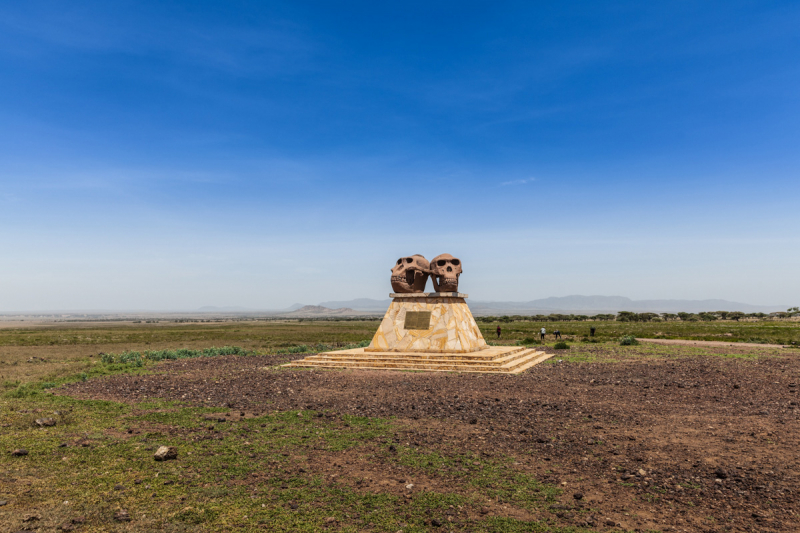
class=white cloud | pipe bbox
[501,177,536,186]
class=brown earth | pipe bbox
[62,347,800,532]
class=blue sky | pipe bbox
[1,1,798,311]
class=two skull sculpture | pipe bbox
[390,254,462,293]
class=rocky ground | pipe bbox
[62,347,800,532]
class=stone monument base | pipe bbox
[284,292,553,373]
[283,345,552,374]
[366,292,486,353]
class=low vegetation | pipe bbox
[1,318,799,531]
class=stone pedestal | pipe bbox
[284,292,553,374]
[365,292,487,353]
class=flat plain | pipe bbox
[1,319,799,532]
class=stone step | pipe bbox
[313,345,528,362]
[283,348,552,374]
[300,348,538,367]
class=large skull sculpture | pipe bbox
[430,253,462,293]
[391,255,430,293]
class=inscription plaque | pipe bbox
[403,311,432,330]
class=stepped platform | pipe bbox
[283,346,552,374]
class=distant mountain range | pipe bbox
[283,305,360,317]
[317,295,788,315]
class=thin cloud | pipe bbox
[501,177,536,186]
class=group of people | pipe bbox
[495,325,597,340]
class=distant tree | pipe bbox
[662,313,678,321]
[616,311,638,322]
[728,312,745,321]
[677,312,695,321]
[638,312,659,322]
[698,312,718,321]
[716,311,729,320]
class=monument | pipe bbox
[285,254,552,373]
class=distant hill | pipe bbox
[284,305,362,317]
[315,295,787,315]
[318,298,391,310]
[196,306,252,312]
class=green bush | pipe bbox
[620,335,639,346]
[99,346,254,367]
[521,337,539,345]
[553,341,569,350]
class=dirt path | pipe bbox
[638,338,791,348]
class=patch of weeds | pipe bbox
[553,341,569,350]
[276,339,371,355]
[620,335,639,346]
[389,446,560,512]
[101,345,253,366]
[474,516,591,532]
[3,383,39,398]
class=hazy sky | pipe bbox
[1,1,799,311]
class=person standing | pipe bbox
[496,325,501,339]
[540,326,546,341]
[554,329,561,340]
[590,326,596,337]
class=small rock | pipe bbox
[11,449,29,457]
[405,483,414,490]
[430,518,442,527]
[638,468,647,477]
[388,445,397,452]
[58,524,74,531]
[480,506,490,515]
[114,484,124,490]
[605,518,616,526]
[0,500,7,506]
[325,517,336,524]
[289,502,299,510]
[71,517,86,524]
[23,514,40,522]
[714,467,728,479]
[35,417,56,427]
[469,418,477,425]
[113,510,131,522]
[573,493,583,500]
[154,446,178,461]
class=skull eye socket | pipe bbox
[397,259,403,265]
[437,260,446,266]
[451,259,460,266]
[405,257,413,263]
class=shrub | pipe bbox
[620,335,639,346]
[100,346,254,368]
[521,337,539,345]
[553,341,569,350]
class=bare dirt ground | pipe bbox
[62,347,800,532]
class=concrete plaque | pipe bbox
[403,311,432,330]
